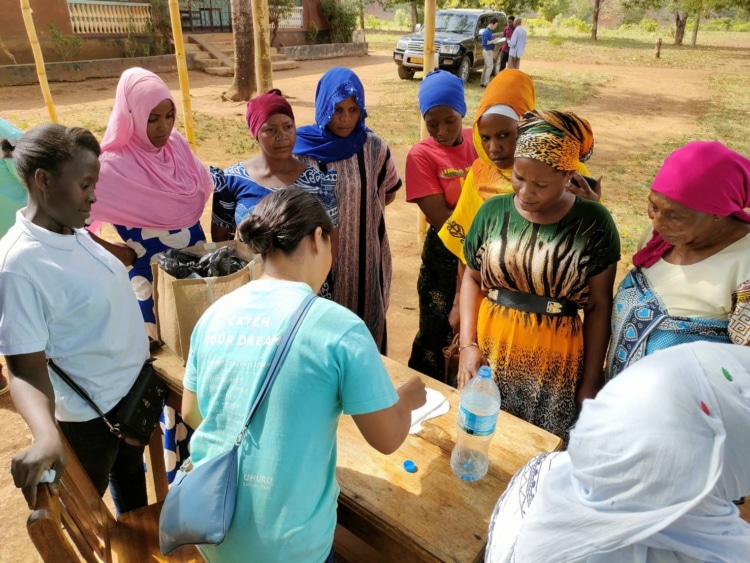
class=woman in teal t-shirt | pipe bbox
[182,188,426,563]
[0,118,27,237]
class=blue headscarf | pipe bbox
[294,68,370,164]
[418,70,467,117]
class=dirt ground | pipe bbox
[0,50,743,560]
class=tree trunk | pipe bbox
[690,12,701,47]
[674,11,688,45]
[359,0,365,30]
[410,1,418,32]
[591,0,602,40]
[252,0,273,93]
[224,0,256,101]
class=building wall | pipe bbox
[0,0,75,64]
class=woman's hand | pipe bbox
[567,173,602,202]
[11,435,67,509]
[398,375,428,411]
[457,345,485,390]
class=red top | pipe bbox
[502,25,514,53]
[405,129,477,224]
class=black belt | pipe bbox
[486,288,579,317]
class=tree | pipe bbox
[269,0,295,45]
[537,0,571,20]
[224,0,256,101]
[622,0,748,45]
[591,0,604,39]
[252,0,273,92]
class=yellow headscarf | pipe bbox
[471,70,537,195]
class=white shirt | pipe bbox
[509,25,528,58]
[0,209,149,421]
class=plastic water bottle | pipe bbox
[450,366,501,482]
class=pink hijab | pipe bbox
[91,68,212,230]
[633,141,750,268]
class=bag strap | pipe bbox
[233,292,317,446]
[47,357,119,434]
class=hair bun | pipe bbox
[1,138,15,158]
[238,214,274,255]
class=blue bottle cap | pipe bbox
[478,366,492,378]
[403,460,417,473]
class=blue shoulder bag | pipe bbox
[159,293,317,555]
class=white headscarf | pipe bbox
[498,342,750,563]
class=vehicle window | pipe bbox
[435,13,478,34]
[477,16,488,32]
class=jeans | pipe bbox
[59,416,147,515]
[481,49,495,86]
[325,547,335,563]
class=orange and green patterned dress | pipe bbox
[464,194,620,438]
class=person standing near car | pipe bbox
[508,18,527,69]
[498,16,515,72]
[481,17,499,88]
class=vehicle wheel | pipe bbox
[397,65,415,80]
[455,56,471,83]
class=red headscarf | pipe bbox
[633,141,750,268]
[245,89,295,138]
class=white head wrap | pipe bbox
[482,104,519,122]
[496,342,750,563]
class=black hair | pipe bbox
[1,124,100,189]
[490,17,499,24]
[508,16,516,21]
[238,187,333,258]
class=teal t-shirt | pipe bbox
[184,279,398,563]
[0,118,26,237]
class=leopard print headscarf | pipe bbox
[515,110,594,171]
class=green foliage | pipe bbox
[364,14,382,29]
[270,0,295,43]
[48,21,82,61]
[731,20,750,30]
[702,17,733,30]
[527,17,553,30]
[537,0,571,22]
[394,8,412,28]
[320,0,359,43]
[548,29,564,45]
[559,16,592,32]
[307,21,319,43]
[640,17,660,32]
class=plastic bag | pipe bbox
[154,247,248,280]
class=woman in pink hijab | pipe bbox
[606,141,750,379]
[91,68,212,341]
[91,68,212,483]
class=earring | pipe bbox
[714,217,720,222]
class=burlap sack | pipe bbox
[152,241,262,364]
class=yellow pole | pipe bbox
[166,0,197,152]
[417,0,437,241]
[19,0,57,123]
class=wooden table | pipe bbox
[152,349,561,563]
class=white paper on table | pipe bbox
[409,388,450,434]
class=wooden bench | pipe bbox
[26,430,201,563]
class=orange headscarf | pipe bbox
[471,70,537,193]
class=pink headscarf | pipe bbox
[91,68,212,230]
[245,89,295,138]
[633,141,750,268]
